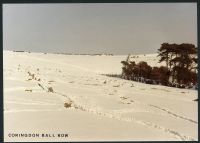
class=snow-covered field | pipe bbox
[3,50,198,141]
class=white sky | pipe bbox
[3,3,197,55]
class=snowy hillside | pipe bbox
[3,50,198,141]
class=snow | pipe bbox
[3,50,198,141]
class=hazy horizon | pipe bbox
[3,3,197,55]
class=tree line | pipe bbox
[121,43,197,88]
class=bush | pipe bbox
[121,50,197,88]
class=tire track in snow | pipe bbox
[69,101,195,141]
[110,87,197,124]
[149,104,197,124]
[51,91,195,141]
[4,109,66,113]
